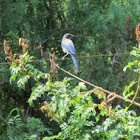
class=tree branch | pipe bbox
[56,64,140,108]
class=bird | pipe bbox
[61,33,80,73]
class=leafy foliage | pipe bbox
[8,50,140,139]
[1,0,140,139]
[1,108,50,140]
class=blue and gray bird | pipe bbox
[61,33,80,73]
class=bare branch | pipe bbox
[56,64,140,108]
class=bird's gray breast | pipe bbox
[62,46,69,54]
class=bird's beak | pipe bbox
[70,34,74,37]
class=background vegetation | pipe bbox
[0,0,140,139]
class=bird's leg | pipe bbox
[62,53,69,60]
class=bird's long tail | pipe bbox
[70,54,80,73]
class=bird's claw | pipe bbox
[62,57,65,60]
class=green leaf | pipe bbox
[28,84,46,106]
[123,81,136,99]
[17,75,30,89]
[122,117,127,123]
[10,74,18,84]
[128,62,132,69]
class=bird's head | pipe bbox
[62,33,74,40]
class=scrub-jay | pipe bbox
[61,33,80,73]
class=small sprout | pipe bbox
[135,23,140,50]
[40,101,49,112]
[19,38,29,53]
[20,51,28,60]
[40,105,48,112]
[3,40,13,61]
[19,64,24,69]
[48,112,53,118]
[100,100,106,110]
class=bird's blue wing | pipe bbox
[62,39,75,54]
[70,53,80,72]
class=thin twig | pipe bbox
[0,52,130,65]
[107,95,117,104]
[128,70,140,109]
[34,52,130,61]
